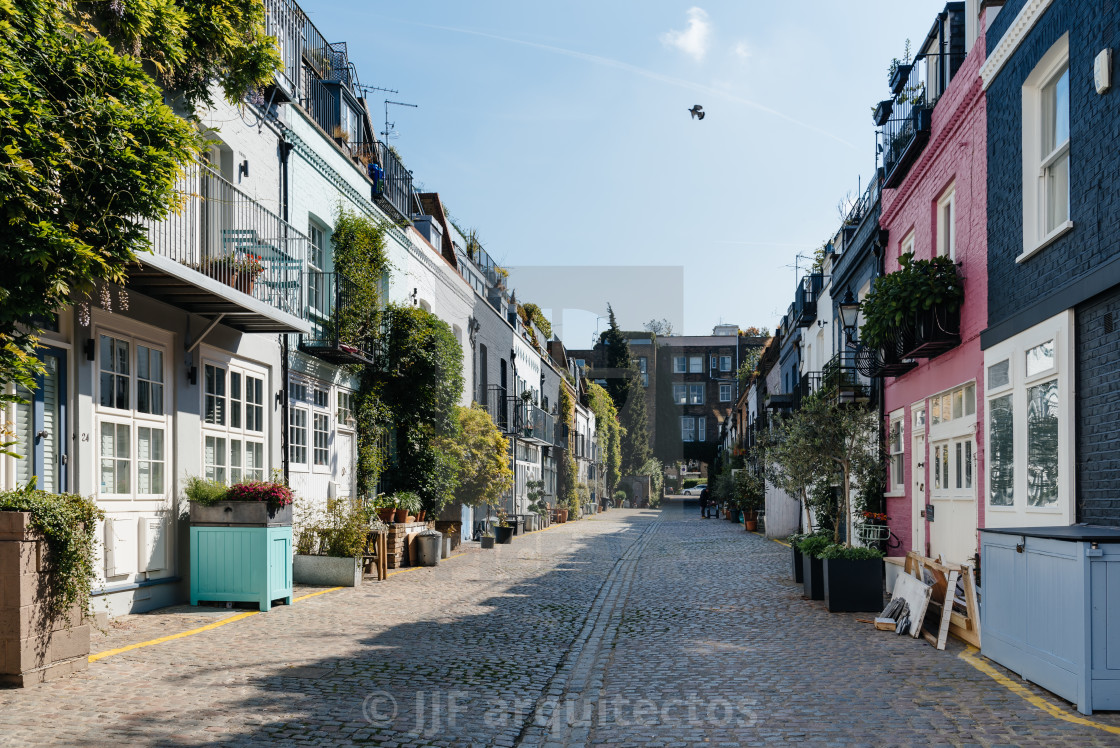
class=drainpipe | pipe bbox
[279,139,294,485]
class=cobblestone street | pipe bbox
[1,502,1118,746]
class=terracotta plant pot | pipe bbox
[417,510,426,522]
[377,508,395,523]
[745,520,758,532]
[394,509,408,524]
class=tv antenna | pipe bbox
[383,100,418,142]
[356,84,399,98]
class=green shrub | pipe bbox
[682,478,702,489]
[0,485,103,623]
[818,544,885,561]
[183,476,228,506]
[797,534,833,558]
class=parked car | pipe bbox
[682,484,707,496]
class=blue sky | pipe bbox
[306,1,948,344]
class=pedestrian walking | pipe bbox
[699,487,710,518]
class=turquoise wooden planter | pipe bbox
[190,526,293,611]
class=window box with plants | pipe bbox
[820,544,885,613]
[859,253,964,367]
[0,486,102,686]
[186,477,294,611]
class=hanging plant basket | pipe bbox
[873,99,894,126]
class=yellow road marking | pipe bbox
[293,586,343,602]
[89,610,260,662]
[958,646,1120,736]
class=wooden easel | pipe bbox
[904,551,980,649]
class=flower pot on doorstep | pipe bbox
[745,519,758,532]
[377,508,395,523]
[394,509,408,524]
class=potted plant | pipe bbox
[0,484,102,685]
[188,476,293,526]
[798,534,831,601]
[873,99,893,126]
[859,253,964,361]
[201,252,265,294]
[788,533,808,583]
[480,530,495,549]
[493,507,514,545]
[292,498,368,587]
[372,494,395,523]
[820,544,885,612]
[188,475,294,611]
[392,491,421,524]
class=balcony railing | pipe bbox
[792,273,823,328]
[133,161,308,332]
[512,400,558,447]
[372,142,413,223]
[298,271,377,365]
[822,351,872,406]
[485,385,511,433]
[880,6,966,188]
[795,371,822,409]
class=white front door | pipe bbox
[335,431,354,497]
[929,435,978,564]
[911,430,926,555]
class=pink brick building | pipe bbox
[877,7,991,565]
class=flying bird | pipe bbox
[688,105,705,120]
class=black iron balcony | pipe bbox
[898,305,961,359]
[372,142,413,223]
[823,351,872,406]
[131,161,308,333]
[854,342,917,379]
[298,271,377,365]
[485,385,512,433]
[792,273,823,328]
[511,400,557,446]
[880,5,966,188]
[795,371,822,409]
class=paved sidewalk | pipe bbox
[0,504,1117,746]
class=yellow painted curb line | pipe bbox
[958,646,1120,736]
[89,586,344,663]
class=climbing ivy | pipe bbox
[382,305,464,513]
[586,382,622,494]
[557,385,580,518]
[0,485,104,624]
[517,302,552,340]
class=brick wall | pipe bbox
[1076,289,1120,526]
[985,0,1120,337]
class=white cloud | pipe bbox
[660,7,711,62]
[732,41,751,60]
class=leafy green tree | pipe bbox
[383,305,464,513]
[620,379,652,474]
[600,304,632,410]
[1,0,280,392]
[586,382,622,494]
[453,405,514,507]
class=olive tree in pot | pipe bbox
[493,507,514,545]
[293,498,375,587]
[797,534,832,601]
[734,470,765,531]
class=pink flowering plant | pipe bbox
[226,480,294,512]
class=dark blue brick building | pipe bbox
[983,0,1120,527]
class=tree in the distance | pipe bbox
[600,304,632,411]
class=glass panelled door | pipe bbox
[13,348,67,492]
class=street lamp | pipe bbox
[838,290,861,348]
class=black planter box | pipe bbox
[873,99,894,126]
[802,554,824,600]
[792,546,804,583]
[890,63,913,95]
[823,558,884,612]
[481,536,495,549]
[494,526,514,544]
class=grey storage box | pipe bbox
[190,501,292,527]
[980,525,1120,714]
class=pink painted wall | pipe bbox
[878,18,989,559]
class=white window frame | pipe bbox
[673,356,686,373]
[201,351,268,485]
[689,356,703,373]
[936,183,956,259]
[672,383,687,405]
[697,416,706,442]
[94,323,171,501]
[983,311,1074,527]
[720,355,732,372]
[681,417,695,442]
[289,405,309,468]
[719,383,733,402]
[887,410,905,496]
[900,229,915,259]
[688,383,705,405]
[1020,33,1073,261]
